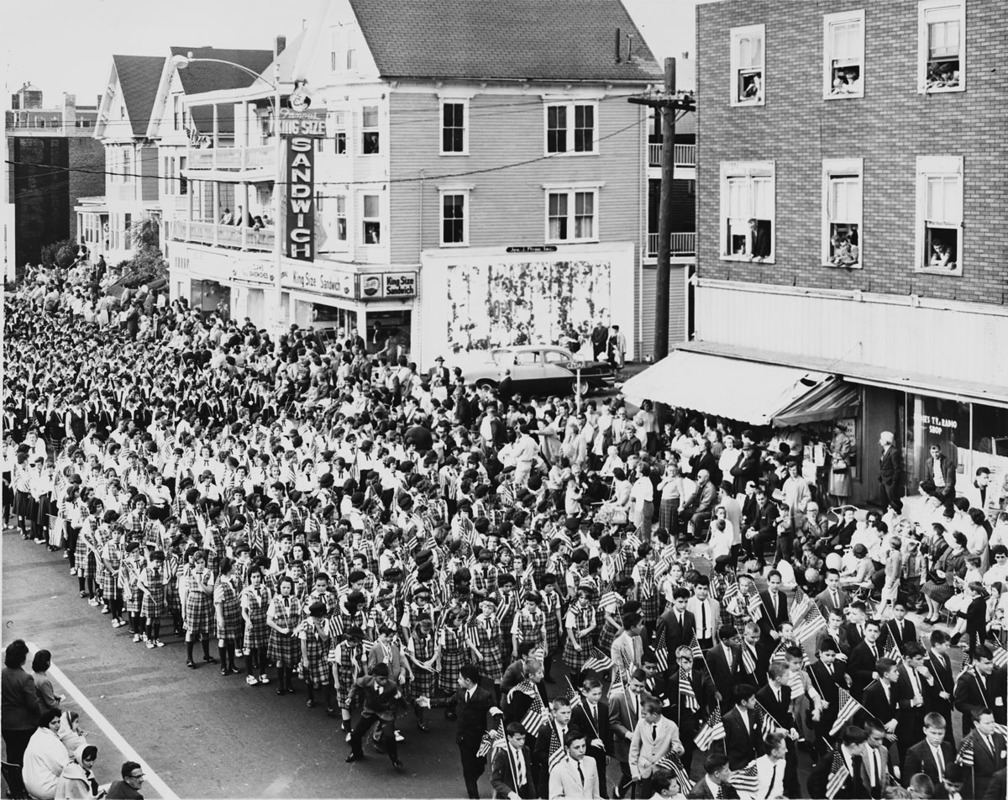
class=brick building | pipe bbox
[627,0,1008,508]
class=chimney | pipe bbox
[63,93,77,131]
[626,35,633,62]
[615,28,622,63]
[275,35,287,57]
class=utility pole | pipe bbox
[629,58,694,361]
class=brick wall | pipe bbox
[696,0,1008,305]
[67,138,106,242]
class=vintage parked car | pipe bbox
[460,345,615,396]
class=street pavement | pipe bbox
[1,530,466,799]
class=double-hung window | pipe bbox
[441,101,467,155]
[440,190,469,246]
[331,111,347,155]
[720,161,775,262]
[730,25,765,106]
[823,10,865,99]
[915,156,963,275]
[822,159,863,268]
[361,106,379,154]
[918,0,965,93]
[544,102,597,154]
[544,186,599,243]
[334,196,347,244]
[362,194,381,245]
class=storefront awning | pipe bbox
[621,350,826,425]
[772,377,861,427]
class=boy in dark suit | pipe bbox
[862,658,901,739]
[926,630,956,744]
[807,725,872,799]
[847,618,884,696]
[808,639,847,758]
[658,587,695,655]
[687,752,740,799]
[570,676,611,799]
[757,570,789,645]
[963,709,1007,800]
[722,684,762,770]
[882,602,918,651]
[453,665,499,799]
[704,625,742,712]
[491,722,536,799]
[902,713,956,790]
[895,643,929,762]
[756,662,800,798]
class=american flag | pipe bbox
[548,722,565,772]
[955,735,974,767]
[829,687,860,737]
[654,752,692,795]
[728,762,760,794]
[825,749,850,799]
[757,701,785,736]
[792,607,828,642]
[582,646,613,674]
[512,680,548,737]
[654,626,670,673]
[689,633,704,662]
[769,644,788,667]
[742,644,757,675]
[993,643,1008,669]
[693,706,726,751]
[563,676,583,709]
[624,532,642,552]
[677,669,699,711]
[880,630,904,663]
[599,589,621,613]
[789,586,814,625]
[653,551,677,582]
[748,592,763,620]
[477,718,505,757]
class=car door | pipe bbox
[508,350,543,390]
[541,349,575,394]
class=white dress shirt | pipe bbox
[748,754,785,800]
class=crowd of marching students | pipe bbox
[2,272,1007,799]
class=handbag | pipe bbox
[832,457,848,473]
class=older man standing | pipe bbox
[879,431,904,514]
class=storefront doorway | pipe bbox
[191,279,231,319]
[368,309,412,360]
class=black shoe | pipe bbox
[346,753,364,763]
[203,655,218,664]
[277,685,285,695]
[187,660,196,669]
[221,667,229,676]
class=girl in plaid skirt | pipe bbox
[99,532,126,629]
[510,592,547,660]
[299,601,334,709]
[563,588,598,673]
[267,576,301,695]
[540,576,564,679]
[436,610,473,695]
[329,624,366,734]
[596,578,631,654]
[470,599,505,686]
[631,549,660,629]
[121,542,146,642]
[241,567,272,686]
[76,499,103,602]
[406,618,437,731]
[165,547,184,636]
[184,551,217,669]
[214,557,242,677]
[139,551,167,647]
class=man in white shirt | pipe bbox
[630,463,655,540]
[687,577,719,650]
[745,731,787,800]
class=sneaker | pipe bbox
[345,732,352,743]
[132,633,141,643]
[88,597,99,606]
[246,675,259,686]
[146,640,155,649]
[101,606,110,614]
[235,648,245,657]
[394,730,405,743]
[112,619,120,628]
[155,640,165,648]
[79,590,88,598]
[70,568,76,575]
[259,674,270,684]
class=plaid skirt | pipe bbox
[658,498,678,534]
[330,643,363,707]
[74,535,91,573]
[923,580,955,605]
[545,612,562,654]
[166,582,182,615]
[185,590,212,635]
[216,595,242,640]
[34,494,53,527]
[563,632,594,673]
[596,619,619,654]
[141,582,165,619]
[244,606,269,650]
[639,591,660,625]
[472,625,505,683]
[438,640,468,693]
[411,637,437,697]
[13,490,33,519]
[101,568,121,601]
[268,630,301,668]
[302,632,332,687]
[126,588,144,615]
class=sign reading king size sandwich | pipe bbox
[281,109,327,262]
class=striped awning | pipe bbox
[773,377,861,427]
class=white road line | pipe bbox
[26,641,179,800]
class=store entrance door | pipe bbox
[368,309,412,361]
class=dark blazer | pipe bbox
[608,689,641,763]
[879,446,903,492]
[687,778,740,799]
[808,751,866,800]
[841,621,865,651]
[658,608,696,655]
[755,684,793,730]
[895,665,928,742]
[847,640,883,696]
[902,739,956,788]
[815,586,851,617]
[863,679,900,727]
[954,670,996,734]
[923,454,956,494]
[0,666,41,731]
[757,590,788,641]
[490,743,536,799]
[981,768,1006,800]
[722,705,762,770]
[738,641,770,688]
[808,660,846,733]
[570,698,611,757]
[730,447,762,494]
[882,618,918,650]
[926,650,955,714]
[453,685,495,748]
[703,644,741,710]
[966,730,1007,800]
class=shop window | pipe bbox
[730,25,765,106]
[970,404,1008,509]
[368,310,412,359]
[124,214,132,250]
[720,160,775,262]
[823,10,865,99]
[362,106,379,154]
[822,158,863,268]
[915,155,962,275]
[906,394,970,495]
[918,0,965,93]
[362,194,380,244]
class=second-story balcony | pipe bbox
[648,142,696,170]
[646,231,696,259]
[171,219,275,252]
[185,144,274,173]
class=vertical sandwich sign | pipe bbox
[280,109,328,262]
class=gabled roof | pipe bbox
[169,47,274,135]
[348,0,662,82]
[112,55,168,137]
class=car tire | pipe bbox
[475,379,497,390]
[571,378,590,397]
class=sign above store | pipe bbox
[359,272,417,301]
[506,245,558,253]
[278,109,328,138]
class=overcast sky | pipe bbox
[1,0,696,108]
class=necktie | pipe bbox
[766,764,778,799]
[832,591,839,609]
[725,647,732,669]
[716,785,724,800]
[513,748,525,787]
[934,746,944,781]
[652,724,658,741]
[577,762,584,787]
[701,603,707,637]
[851,755,865,796]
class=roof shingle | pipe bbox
[170,47,274,135]
[349,0,663,82]
[112,55,167,137]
